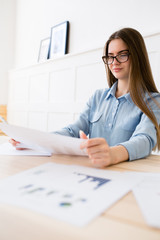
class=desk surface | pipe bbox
[0,140,160,240]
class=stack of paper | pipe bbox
[0,142,51,156]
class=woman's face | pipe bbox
[108,38,131,81]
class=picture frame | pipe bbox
[38,37,50,62]
[49,21,69,59]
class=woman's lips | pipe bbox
[113,68,122,72]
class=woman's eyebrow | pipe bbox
[108,49,129,55]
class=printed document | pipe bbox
[0,122,86,156]
[133,173,160,229]
[0,163,142,226]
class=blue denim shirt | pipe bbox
[55,82,160,160]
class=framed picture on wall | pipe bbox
[38,37,50,62]
[49,21,69,59]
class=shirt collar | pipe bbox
[105,82,117,100]
[105,81,133,104]
[124,92,133,104]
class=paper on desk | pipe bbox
[133,173,160,229]
[0,142,51,156]
[0,163,142,226]
[0,122,87,156]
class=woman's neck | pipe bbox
[115,79,129,98]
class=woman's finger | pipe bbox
[9,138,20,146]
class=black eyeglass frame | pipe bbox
[102,51,130,65]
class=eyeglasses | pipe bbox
[102,52,130,65]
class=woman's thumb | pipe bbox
[79,130,88,139]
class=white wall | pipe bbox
[7,47,107,130]
[1,0,160,104]
[15,0,160,68]
[0,0,16,104]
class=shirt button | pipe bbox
[109,123,112,127]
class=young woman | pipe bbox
[10,28,160,168]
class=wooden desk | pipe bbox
[0,150,160,240]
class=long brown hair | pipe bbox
[104,28,160,150]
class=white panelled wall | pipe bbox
[7,47,106,131]
[7,32,160,132]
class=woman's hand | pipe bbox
[80,135,113,167]
[79,131,129,168]
[9,138,27,150]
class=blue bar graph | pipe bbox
[74,172,111,190]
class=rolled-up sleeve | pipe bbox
[120,96,160,160]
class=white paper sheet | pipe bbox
[0,163,142,226]
[0,122,87,156]
[0,142,51,156]
[133,173,160,229]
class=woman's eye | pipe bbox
[119,54,126,58]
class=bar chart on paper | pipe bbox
[13,170,111,210]
[73,172,111,190]
[0,162,140,226]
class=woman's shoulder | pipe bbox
[87,88,110,106]
[92,87,110,98]
[151,92,160,97]
[147,92,160,100]
[146,92,160,108]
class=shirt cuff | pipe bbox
[119,136,152,161]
